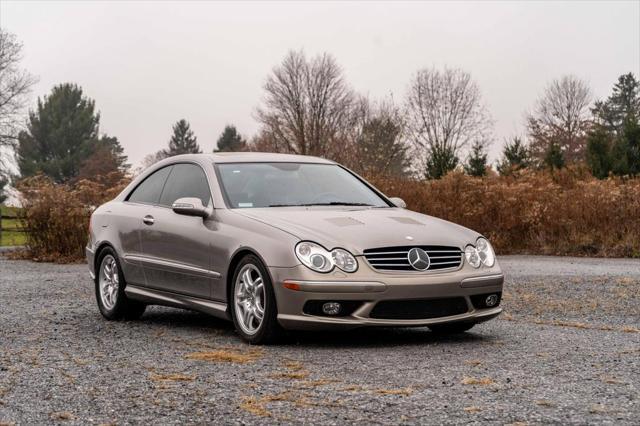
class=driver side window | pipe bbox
[158,163,211,207]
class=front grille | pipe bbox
[370,297,469,320]
[363,245,463,271]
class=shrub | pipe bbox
[370,168,640,257]
[15,173,129,262]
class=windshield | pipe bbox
[216,163,390,208]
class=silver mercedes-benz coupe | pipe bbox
[86,153,503,344]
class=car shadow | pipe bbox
[280,326,495,348]
[131,306,497,348]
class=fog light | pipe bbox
[485,294,498,307]
[322,302,342,316]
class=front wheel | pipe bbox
[95,247,146,320]
[231,255,281,344]
[428,322,475,334]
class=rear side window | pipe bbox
[127,166,173,204]
[158,163,211,207]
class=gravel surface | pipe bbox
[0,255,638,425]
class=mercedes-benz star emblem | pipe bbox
[407,248,430,271]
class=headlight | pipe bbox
[331,249,358,272]
[476,237,495,267]
[465,245,481,268]
[295,242,358,273]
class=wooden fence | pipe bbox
[0,209,26,245]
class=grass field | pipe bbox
[0,205,26,247]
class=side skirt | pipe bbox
[125,285,231,321]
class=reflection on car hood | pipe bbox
[235,207,480,255]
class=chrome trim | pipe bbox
[283,280,387,293]
[125,284,229,319]
[123,255,221,278]
[363,246,464,273]
[460,274,504,288]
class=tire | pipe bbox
[428,322,475,334]
[95,247,146,321]
[230,254,281,344]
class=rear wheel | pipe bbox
[231,255,281,344]
[428,322,475,334]
[95,247,146,320]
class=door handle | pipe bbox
[143,215,155,225]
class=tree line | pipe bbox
[1,28,639,199]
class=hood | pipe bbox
[235,207,480,255]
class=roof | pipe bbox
[165,152,335,164]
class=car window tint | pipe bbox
[127,166,173,204]
[158,163,211,207]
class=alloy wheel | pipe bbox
[233,264,266,335]
[99,254,119,310]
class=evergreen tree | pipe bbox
[424,146,458,179]
[592,73,640,133]
[588,73,640,178]
[165,119,201,156]
[0,176,7,204]
[463,140,488,177]
[586,127,613,179]
[98,135,129,172]
[355,115,410,177]
[496,137,531,175]
[18,83,100,182]
[544,142,565,170]
[215,125,247,152]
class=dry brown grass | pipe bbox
[370,169,640,257]
[49,412,74,421]
[375,388,413,396]
[13,173,129,262]
[184,348,263,364]
[149,373,196,383]
[532,319,639,333]
[461,376,495,386]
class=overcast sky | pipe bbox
[1,0,639,167]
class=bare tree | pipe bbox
[255,50,355,159]
[405,67,492,178]
[526,75,592,164]
[0,29,37,148]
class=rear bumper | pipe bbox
[269,264,504,331]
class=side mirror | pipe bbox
[389,197,407,209]
[172,197,210,218]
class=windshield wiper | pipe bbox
[267,202,375,207]
[300,202,374,207]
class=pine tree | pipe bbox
[18,83,101,182]
[463,140,488,177]
[544,142,565,170]
[215,125,247,152]
[588,73,640,178]
[586,127,613,179]
[166,119,201,156]
[592,73,640,133]
[424,146,458,179]
[0,175,8,204]
[497,137,531,175]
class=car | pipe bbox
[86,153,503,344]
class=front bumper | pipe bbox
[269,263,504,331]
[86,246,96,280]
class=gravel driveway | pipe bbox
[0,255,638,425]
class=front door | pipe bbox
[138,163,215,299]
